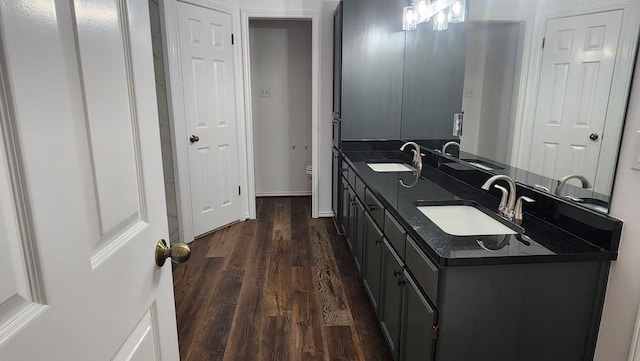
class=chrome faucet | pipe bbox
[555,175,592,197]
[400,141,424,188]
[400,141,424,173]
[442,141,460,156]
[481,175,534,222]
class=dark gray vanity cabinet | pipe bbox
[353,197,366,271]
[341,177,350,236]
[363,212,384,311]
[401,271,436,361]
[380,239,405,360]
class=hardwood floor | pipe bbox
[173,197,393,361]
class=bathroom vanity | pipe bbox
[332,0,637,359]
[335,145,619,361]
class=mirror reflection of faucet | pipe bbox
[555,175,592,197]
[442,141,460,157]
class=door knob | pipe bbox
[190,135,200,143]
[589,133,599,141]
[155,239,191,267]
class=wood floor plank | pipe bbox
[325,325,364,361]
[184,268,244,361]
[308,218,353,327]
[206,222,241,258]
[176,257,225,356]
[173,197,392,361]
[292,266,329,361]
[223,220,274,361]
[291,197,312,267]
[259,315,293,361]
[324,218,394,361]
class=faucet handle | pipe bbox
[514,196,535,221]
[493,185,509,213]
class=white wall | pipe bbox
[250,20,312,196]
[150,0,179,242]
[594,52,640,361]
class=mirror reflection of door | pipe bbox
[528,11,622,196]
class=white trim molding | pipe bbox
[256,191,313,197]
[240,9,321,220]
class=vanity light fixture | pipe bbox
[403,5,418,31]
[415,0,430,22]
[403,0,464,31]
[433,10,448,31]
[447,0,465,23]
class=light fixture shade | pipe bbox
[403,6,418,31]
[415,0,430,23]
[448,0,466,23]
[433,10,448,31]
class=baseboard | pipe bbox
[318,211,335,218]
[256,191,312,197]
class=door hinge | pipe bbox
[432,325,439,340]
[238,186,241,195]
[231,33,235,45]
[542,37,545,49]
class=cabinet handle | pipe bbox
[367,204,378,211]
[397,278,406,287]
[375,238,382,244]
[393,269,402,277]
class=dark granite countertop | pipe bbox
[342,150,617,267]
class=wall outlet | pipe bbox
[259,87,271,97]
[633,130,640,171]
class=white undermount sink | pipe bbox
[417,205,517,236]
[367,163,415,172]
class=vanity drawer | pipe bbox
[384,211,406,258]
[355,176,366,201]
[406,236,439,305]
[365,189,385,228]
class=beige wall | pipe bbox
[595,50,640,360]
[149,0,179,243]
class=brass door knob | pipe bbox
[155,239,191,267]
[589,133,599,141]
[190,135,200,143]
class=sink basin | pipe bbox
[367,163,414,172]
[417,204,517,236]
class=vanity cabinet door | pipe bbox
[341,179,351,241]
[347,187,357,253]
[363,212,383,312]
[401,271,436,361]
[380,239,404,360]
[332,147,341,229]
[354,197,366,272]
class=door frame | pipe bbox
[240,9,321,220]
[161,0,248,243]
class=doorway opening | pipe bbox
[248,19,313,199]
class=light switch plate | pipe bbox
[259,87,271,97]
[633,130,640,171]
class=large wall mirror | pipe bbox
[401,0,640,214]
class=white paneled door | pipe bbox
[0,0,179,360]
[177,3,241,237]
[529,11,622,194]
